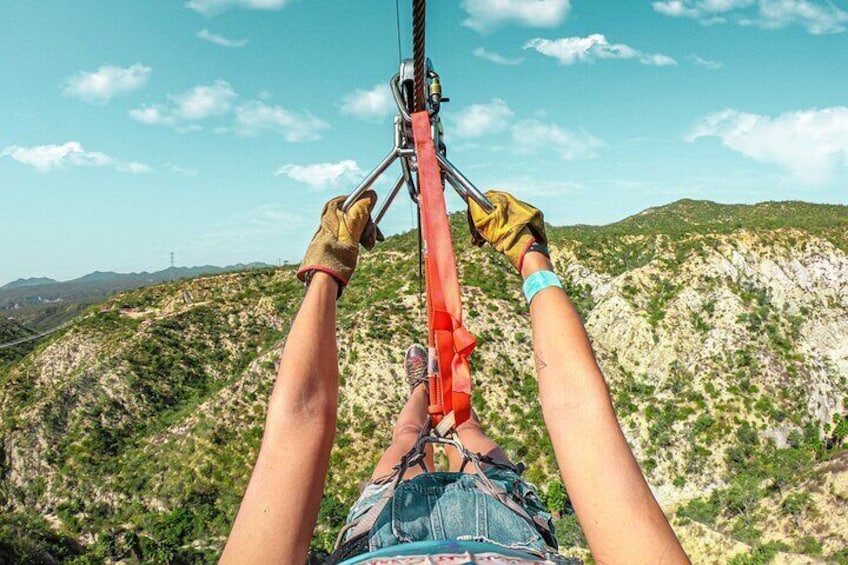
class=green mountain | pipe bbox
[0,278,59,290]
[0,263,273,333]
[0,200,846,564]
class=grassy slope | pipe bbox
[0,200,846,564]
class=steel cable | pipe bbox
[412,0,426,112]
[395,0,403,64]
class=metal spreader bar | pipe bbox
[341,59,494,217]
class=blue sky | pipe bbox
[1,0,847,285]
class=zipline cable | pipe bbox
[412,0,426,112]
[394,0,403,64]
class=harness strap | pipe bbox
[337,482,396,545]
[411,110,475,428]
[335,424,432,547]
[335,433,553,551]
[471,472,553,538]
[462,449,553,540]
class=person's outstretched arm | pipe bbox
[221,272,339,564]
[221,192,379,565]
[523,252,689,564]
[469,192,689,565]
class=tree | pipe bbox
[542,480,568,518]
[780,492,813,529]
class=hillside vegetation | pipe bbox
[0,264,271,332]
[0,199,846,564]
[0,319,39,367]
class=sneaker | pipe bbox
[404,344,428,393]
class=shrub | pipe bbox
[831,548,848,565]
[724,476,761,520]
[677,496,719,526]
[780,492,812,525]
[0,510,102,563]
[728,541,789,565]
[541,480,568,517]
[793,535,822,555]
[730,516,762,545]
[552,514,587,549]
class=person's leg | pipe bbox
[370,384,435,480]
[447,409,511,472]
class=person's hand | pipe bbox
[297,191,383,289]
[467,190,547,272]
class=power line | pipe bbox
[0,320,73,350]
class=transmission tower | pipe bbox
[170,252,175,282]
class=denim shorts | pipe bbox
[344,468,558,557]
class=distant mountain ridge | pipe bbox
[0,277,59,290]
[1,263,271,291]
[556,199,848,240]
[0,262,272,331]
[616,199,848,233]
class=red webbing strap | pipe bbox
[411,111,476,428]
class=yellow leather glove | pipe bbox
[468,190,547,272]
[297,191,383,289]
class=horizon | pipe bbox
[4,195,846,287]
[1,261,277,287]
[2,0,847,284]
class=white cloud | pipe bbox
[116,161,153,174]
[340,83,395,121]
[186,0,289,16]
[235,100,330,141]
[130,86,327,141]
[196,29,249,48]
[642,53,678,66]
[128,106,176,127]
[473,47,524,65]
[129,80,236,131]
[511,119,605,160]
[1,141,152,174]
[451,98,514,138]
[687,107,848,184]
[63,64,151,105]
[688,54,724,69]
[755,0,848,32]
[166,163,199,176]
[652,0,848,34]
[462,0,570,32]
[171,80,236,120]
[652,0,714,18]
[1,142,108,171]
[275,160,363,190]
[524,35,677,66]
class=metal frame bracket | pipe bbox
[342,59,494,217]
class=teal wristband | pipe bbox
[522,270,562,304]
